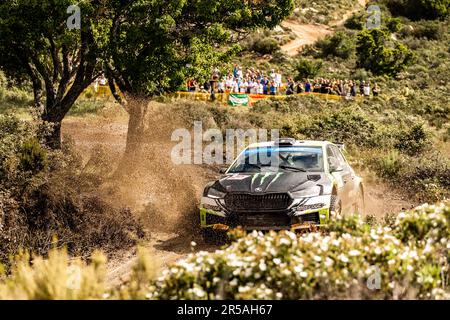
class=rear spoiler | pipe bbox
[334,142,345,151]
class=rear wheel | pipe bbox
[330,195,342,218]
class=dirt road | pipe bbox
[62,109,412,285]
[281,0,367,56]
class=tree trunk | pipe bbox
[44,120,62,149]
[124,98,150,158]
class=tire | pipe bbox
[330,194,342,218]
[354,186,365,216]
[201,228,227,245]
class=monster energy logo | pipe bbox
[251,172,283,189]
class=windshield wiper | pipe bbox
[279,165,307,172]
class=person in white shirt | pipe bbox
[232,80,239,93]
[275,71,282,88]
[363,82,371,96]
[225,76,233,92]
[269,69,276,81]
[240,80,247,93]
[217,79,225,93]
[247,79,253,94]
[258,82,264,94]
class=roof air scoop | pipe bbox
[275,138,297,146]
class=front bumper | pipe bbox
[199,195,330,231]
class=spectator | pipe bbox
[304,79,311,93]
[350,81,357,97]
[359,80,365,95]
[296,81,304,94]
[217,79,225,93]
[233,64,239,79]
[372,82,379,96]
[363,81,371,96]
[263,77,269,95]
[286,78,295,95]
[269,81,277,95]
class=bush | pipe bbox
[344,13,366,30]
[356,28,415,76]
[386,0,450,20]
[252,37,281,55]
[370,151,450,202]
[394,123,428,155]
[297,107,388,148]
[412,20,445,40]
[315,31,356,59]
[0,115,144,266]
[148,202,449,299]
[293,58,323,81]
[387,17,402,33]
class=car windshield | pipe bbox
[227,146,324,173]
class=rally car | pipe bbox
[199,138,365,243]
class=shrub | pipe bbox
[386,0,450,20]
[297,107,387,148]
[252,37,281,55]
[356,28,415,76]
[412,20,445,40]
[0,248,107,299]
[394,123,428,155]
[386,17,402,33]
[0,202,449,299]
[315,31,356,59]
[148,202,450,299]
[0,115,144,266]
[293,58,323,81]
[344,13,365,30]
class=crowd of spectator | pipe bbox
[186,64,380,97]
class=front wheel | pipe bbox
[354,187,365,216]
[201,228,227,245]
[329,195,342,218]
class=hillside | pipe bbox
[0,0,449,300]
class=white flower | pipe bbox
[294,265,303,273]
[338,254,349,263]
[259,262,267,271]
[325,257,334,267]
[299,271,308,278]
[273,258,281,265]
[349,249,360,256]
[313,255,322,262]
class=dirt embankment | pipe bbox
[281,0,367,56]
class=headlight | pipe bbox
[206,187,226,199]
[290,186,321,198]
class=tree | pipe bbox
[0,1,106,148]
[102,0,294,155]
[0,0,294,150]
[293,59,323,81]
[356,28,414,76]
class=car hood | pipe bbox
[212,172,331,193]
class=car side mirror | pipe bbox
[328,157,343,172]
[219,168,227,174]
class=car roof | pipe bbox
[247,140,332,149]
